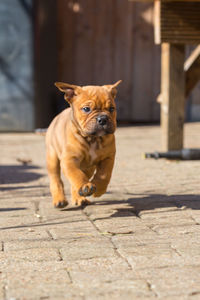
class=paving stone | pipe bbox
[0,227,50,242]
[83,201,133,220]
[3,247,60,262]
[152,224,200,237]
[2,261,77,300]
[112,232,185,269]
[190,212,200,224]
[117,241,183,269]
[140,209,195,227]
[158,296,200,300]
[1,124,200,299]
[0,276,5,300]
[0,199,35,218]
[82,280,155,300]
[60,239,116,261]
[66,256,135,284]
[0,216,40,232]
[170,238,200,265]
[93,216,154,236]
[3,236,110,252]
[39,201,88,225]
[137,265,200,298]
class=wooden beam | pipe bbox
[185,45,200,98]
[129,0,200,2]
[158,44,200,101]
[154,0,161,44]
[161,43,185,151]
[154,1,200,44]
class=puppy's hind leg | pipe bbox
[46,149,68,208]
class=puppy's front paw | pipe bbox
[79,183,96,197]
[77,198,92,207]
[53,199,68,209]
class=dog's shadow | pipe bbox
[62,193,200,219]
[98,194,200,219]
[2,193,200,231]
[0,164,43,188]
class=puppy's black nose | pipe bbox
[97,115,108,126]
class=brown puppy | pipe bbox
[46,81,121,208]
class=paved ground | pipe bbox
[1,123,200,300]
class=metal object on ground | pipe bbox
[144,149,200,160]
[35,128,47,135]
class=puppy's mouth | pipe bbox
[92,126,114,136]
[83,115,115,137]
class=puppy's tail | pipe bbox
[35,128,47,136]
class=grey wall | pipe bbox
[0,0,34,131]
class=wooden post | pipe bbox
[184,45,200,98]
[161,43,185,151]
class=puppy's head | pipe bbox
[55,81,121,137]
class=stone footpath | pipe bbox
[0,123,200,300]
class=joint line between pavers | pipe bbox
[46,229,54,240]
[57,249,64,261]
[189,291,200,297]
[82,209,134,271]
[132,208,141,219]
[170,245,182,257]
[110,236,133,271]
[147,280,158,298]
[81,209,101,234]
[3,284,6,299]
[147,224,161,235]
[32,200,40,213]
[65,268,73,284]
[32,200,43,222]
[190,215,200,225]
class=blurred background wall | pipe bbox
[0,0,200,131]
[0,0,34,131]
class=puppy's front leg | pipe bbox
[71,186,93,206]
[92,156,115,197]
[61,156,96,201]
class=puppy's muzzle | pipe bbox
[96,115,108,126]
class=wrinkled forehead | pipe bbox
[76,86,115,107]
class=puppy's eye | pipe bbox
[82,106,91,113]
[109,107,115,113]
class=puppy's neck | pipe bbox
[85,135,103,145]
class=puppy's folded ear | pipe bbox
[103,80,122,98]
[54,82,82,103]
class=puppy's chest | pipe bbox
[89,142,98,162]
[87,141,103,164]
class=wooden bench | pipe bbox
[130,0,200,151]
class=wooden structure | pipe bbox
[55,0,160,124]
[32,0,200,132]
[1,1,200,131]
[132,0,200,151]
[155,0,200,151]
[34,0,163,127]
